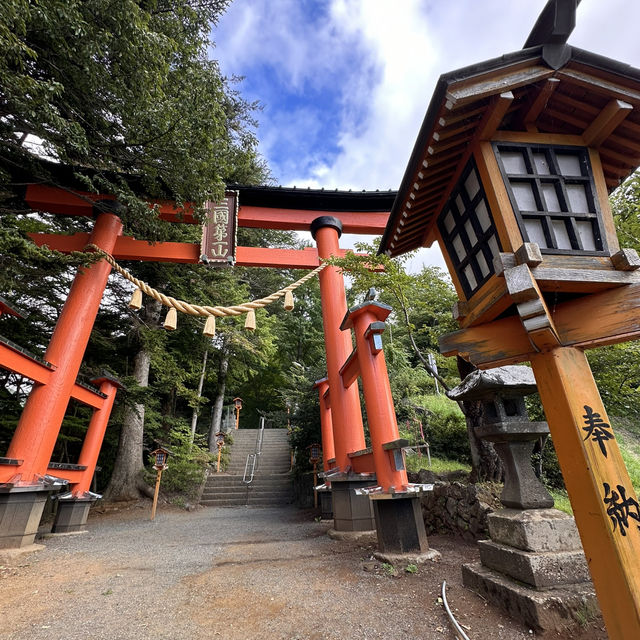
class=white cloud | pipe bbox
[215,0,640,271]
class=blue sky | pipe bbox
[213,0,640,268]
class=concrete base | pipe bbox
[327,528,377,542]
[488,507,581,552]
[52,497,97,534]
[374,548,441,565]
[0,485,57,549]
[372,494,430,555]
[478,539,589,588]
[331,478,376,532]
[462,562,599,633]
[318,487,333,520]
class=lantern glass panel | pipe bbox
[533,152,550,174]
[542,183,561,211]
[501,151,528,174]
[437,159,502,298]
[513,182,537,210]
[557,154,582,176]
[494,143,605,256]
[566,184,589,213]
[552,220,572,250]
[524,219,547,247]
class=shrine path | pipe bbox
[0,504,606,639]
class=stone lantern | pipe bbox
[448,365,596,631]
[447,365,552,510]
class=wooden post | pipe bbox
[150,468,163,521]
[531,347,640,639]
[216,443,222,473]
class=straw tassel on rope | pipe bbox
[244,309,256,331]
[128,287,143,310]
[163,307,178,331]
[83,244,327,325]
[284,290,294,311]
[203,315,216,337]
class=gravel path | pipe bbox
[0,504,607,640]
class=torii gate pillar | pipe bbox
[0,207,123,548]
[311,217,376,532]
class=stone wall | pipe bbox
[409,471,499,540]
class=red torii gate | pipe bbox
[2,180,428,551]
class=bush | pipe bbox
[149,426,214,500]
[412,394,470,464]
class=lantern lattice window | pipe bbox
[438,160,503,298]
[494,143,606,256]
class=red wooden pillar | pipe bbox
[313,377,335,472]
[311,217,365,470]
[6,210,123,485]
[73,376,122,496]
[345,301,408,492]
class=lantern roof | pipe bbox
[380,45,640,258]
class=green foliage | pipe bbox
[410,395,471,464]
[405,454,471,475]
[150,425,213,500]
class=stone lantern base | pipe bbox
[463,508,599,632]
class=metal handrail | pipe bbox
[242,417,266,484]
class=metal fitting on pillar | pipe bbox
[310,216,343,239]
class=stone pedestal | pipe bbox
[463,508,598,631]
[52,495,97,533]
[317,486,333,520]
[371,494,440,563]
[329,475,376,532]
[0,484,58,548]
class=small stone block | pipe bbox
[612,248,640,271]
[478,539,590,589]
[488,508,582,552]
[462,562,599,633]
[515,242,543,267]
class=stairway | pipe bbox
[201,428,292,507]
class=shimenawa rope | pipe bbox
[84,243,327,319]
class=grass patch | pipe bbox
[616,428,640,494]
[406,454,471,474]
[550,489,573,515]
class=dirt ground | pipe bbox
[0,503,608,640]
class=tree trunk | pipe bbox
[456,356,504,483]
[104,300,161,501]
[209,345,229,452]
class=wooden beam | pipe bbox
[477,92,514,140]
[558,69,640,105]
[24,185,390,234]
[583,99,633,147]
[0,341,105,409]
[522,78,561,127]
[440,282,640,368]
[238,206,389,234]
[28,232,367,269]
[446,66,554,107]
[339,349,360,389]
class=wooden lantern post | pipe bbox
[215,432,224,472]
[233,397,243,430]
[150,447,170,521]
[379,3,640,636]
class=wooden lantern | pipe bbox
[151,446,170,470]
[379,3,640,638]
